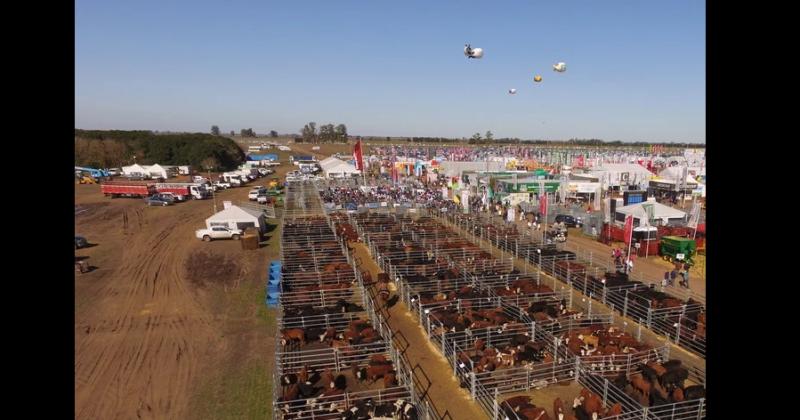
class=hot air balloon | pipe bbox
[533,75,543,83]
[464,44,484,59]
[508,89,517,94]
[553,62,567,72]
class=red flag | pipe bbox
[623,215,634,245]
[353,140,364,171]
[539,193,547,216]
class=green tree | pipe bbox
[471,132,482,142]
[301,122,317,143]
[485,130,493,141]
[230,130,235,136]
[211,125,220,136]
[334,124,348,142]
[269,130,278,138]
[319,124,335,143]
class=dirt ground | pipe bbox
[74,157,299,419]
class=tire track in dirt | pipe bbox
[75,203,220,420]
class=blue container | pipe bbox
[268,283,281,293]
[268,276,281,286]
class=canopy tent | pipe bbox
[146,164,170,179]
[588,163,654,188]
[205,205,266,232]
[319,157,360,178]
[658,165,706,180]
[121,164,149,177]
[615,201,687,226]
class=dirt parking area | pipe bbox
[74,158,299,419]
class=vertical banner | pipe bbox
[539,188,548,216]
[624,215,634,245]
[353,140,364,171]
[461,190,470,214]
[687,201,701,228]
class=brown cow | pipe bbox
[281,329,306,346]
[672,387,685,402]
[474,338,486,354]
[582,391,603,415]
[603,402,622,418]
[646,361,667,377]
[383,371,398,388]
[629,373,651,399]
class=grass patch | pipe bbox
[189,357,274,420]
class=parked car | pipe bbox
[554,214,583,228]
[195,226,243,241]
[257,193,270,204]
[157,192,179,203]
[248,187,267,200]
[213,180,230,189]
[75,235,88,249]
[145,194,172,206]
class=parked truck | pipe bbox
[100,181,157,198]
[155,183,210,200]
[222,172,244,186]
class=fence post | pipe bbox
[574,356,581,381]
[588,296,593,317]
[623,291,629,319]
[334,347,340,369]
[589,251,593,266]
[603,378,609,405]
[441,330,446,355]
[697,398,705,419]
[470,371,476,399]
[637,318,643,341]
[453,340,458,374]
[647,307,653,328]
[675,314,682,345]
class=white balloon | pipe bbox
[464,44,484,59]
[508,89,517,94]
[553,62,567,72]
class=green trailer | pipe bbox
[659,236,697,266]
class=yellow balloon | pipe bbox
[534,75,543,83]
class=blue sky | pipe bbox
[75,0,705,142]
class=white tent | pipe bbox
[205,205,267,232]
[146,164,170,179]
[588,163,653,188]
[615,201,687,226]
[658,166,706,180]
[122,164,149,177]
[320,157,360,178]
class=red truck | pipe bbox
[155,183,210,201]
[100,181,157,198]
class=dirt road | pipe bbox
[350,242,488,420]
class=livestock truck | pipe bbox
[155,183,210,201]
[100,181,157,198]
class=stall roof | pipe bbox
[617,202,687,220]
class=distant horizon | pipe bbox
[74,127,705,145]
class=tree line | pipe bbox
[210,126,280,138]
[75,129,246,171]
[298,122,348,143]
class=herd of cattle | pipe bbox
[332,207,704,420]
[275,215,419,419]
[272,181,705,419]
